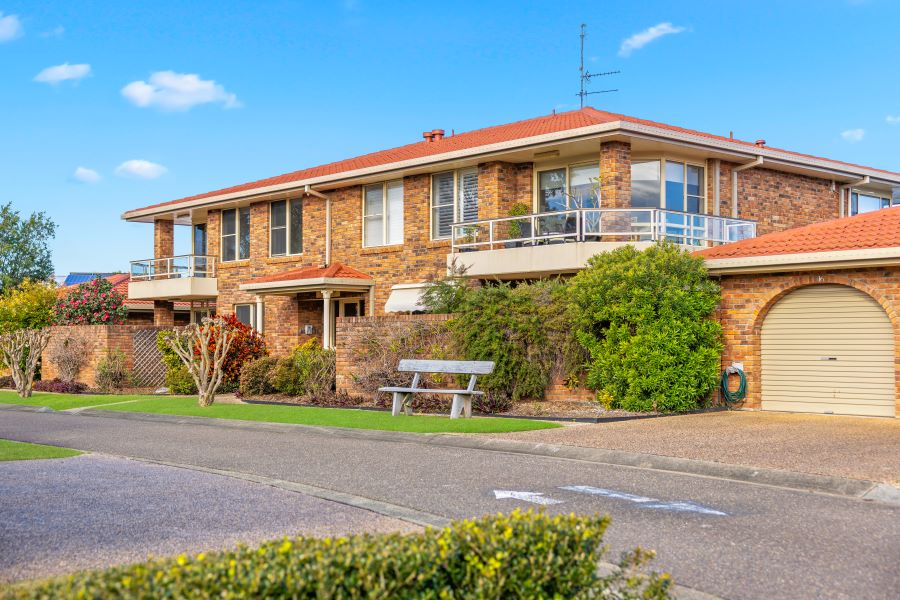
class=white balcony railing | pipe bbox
[130,254,217,281]
[450,209,756,252]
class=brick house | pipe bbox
[122,107,900,364]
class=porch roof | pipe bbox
[239,262,373,295]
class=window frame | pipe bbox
[269,198,303,257]
[533,161,601,213]
[629,157,708,214]
[362,179,404,247]
[850,189,892,216]
[430,168,481,240]
[220,206,251,262]
[234,303,255,328]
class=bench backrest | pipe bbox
[397,359,495,375]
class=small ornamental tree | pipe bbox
[53,277,128,325]
[568,242,723,412]
[0,328,51,397]
[165,317,235,407]
[0,279,57,333]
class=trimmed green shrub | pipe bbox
[269,340,335,398]
[165,364,197,395]
[449,279,577,403]
[94,351,131,392]
[4,510,671,599]
[569,242,723,412]
[238,356,279,396]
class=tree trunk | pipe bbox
[198,389,215,407]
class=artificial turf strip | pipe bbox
[0,439,81,461]
[94,396,561,433]
[0,391,155,411]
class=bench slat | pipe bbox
[397,359,495,375]
[379,387,484,395]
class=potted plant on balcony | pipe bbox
[505,202,531,248]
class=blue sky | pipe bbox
[2,0,899,275]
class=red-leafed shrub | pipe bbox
[33,378,88,394]
[52,277,128,325]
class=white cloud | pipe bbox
[40,26,65,38]
[887,115,900,125]
[34,63,91,84]
[72,167,101,184]
[115,160,168,179]
[619,22,686,57]
[0,11,23,43]
[121,71,241,111]
[841,128,865,143]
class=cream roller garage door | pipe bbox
[761,285,895,417]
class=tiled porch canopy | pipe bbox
[239,262,373,348]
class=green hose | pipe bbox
[720,367,747,406]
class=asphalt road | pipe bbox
[1,407,897,599]
[0,454,414,582]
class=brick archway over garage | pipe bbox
[715,268,900,417]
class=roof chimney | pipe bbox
[431,128,445,141]
[422,131,435,142]
[755,139,766,147]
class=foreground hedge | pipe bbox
[5,510,670,599]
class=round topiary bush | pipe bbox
[568,242,723,412]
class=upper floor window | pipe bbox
[270,199,303,256]
[850,190,892,215]
[432,168,479,239]
[537,163,599,212]
[221,207,250,262]
[363,180,403,247]
[631,159,705,213]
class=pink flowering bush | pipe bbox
[53,277,128,325]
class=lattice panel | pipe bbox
[132,328,167,387]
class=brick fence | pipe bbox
[42,325,169,388]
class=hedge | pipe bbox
[4,510,670,599]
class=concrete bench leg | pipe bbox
[392,392,409,416]
[451,394,471,419]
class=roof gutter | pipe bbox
[838,176,870,218]
[731,156,764,218]
[703,245,900,274]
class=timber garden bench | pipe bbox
[379,359,495,419]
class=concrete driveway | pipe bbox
[0,454,415,583]
[493,410,900,484]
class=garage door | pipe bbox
[761,284,895,417]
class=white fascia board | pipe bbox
[619,122,900,185]
[239,276,373,292]
[703,246,900,274]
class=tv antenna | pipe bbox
[578,23,619,108]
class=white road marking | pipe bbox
[493,490,564,505]
[559,485,728,516]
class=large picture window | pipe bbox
[536,163,599,212]
[431,168,479,239]
[221,207,250,262]
[270,199,303,256]
[630,159,705,213]
[850,190,892,215]
[363,180,403,247]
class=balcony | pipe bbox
[128,254,218,300]
[449,209,756,278]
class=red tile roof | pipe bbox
[697,207,900,260]
[243,262,372,286]
[126,107,900,217]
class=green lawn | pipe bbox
[0,391,152,411]
[0,439,81,461]
[91,396,559,433]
